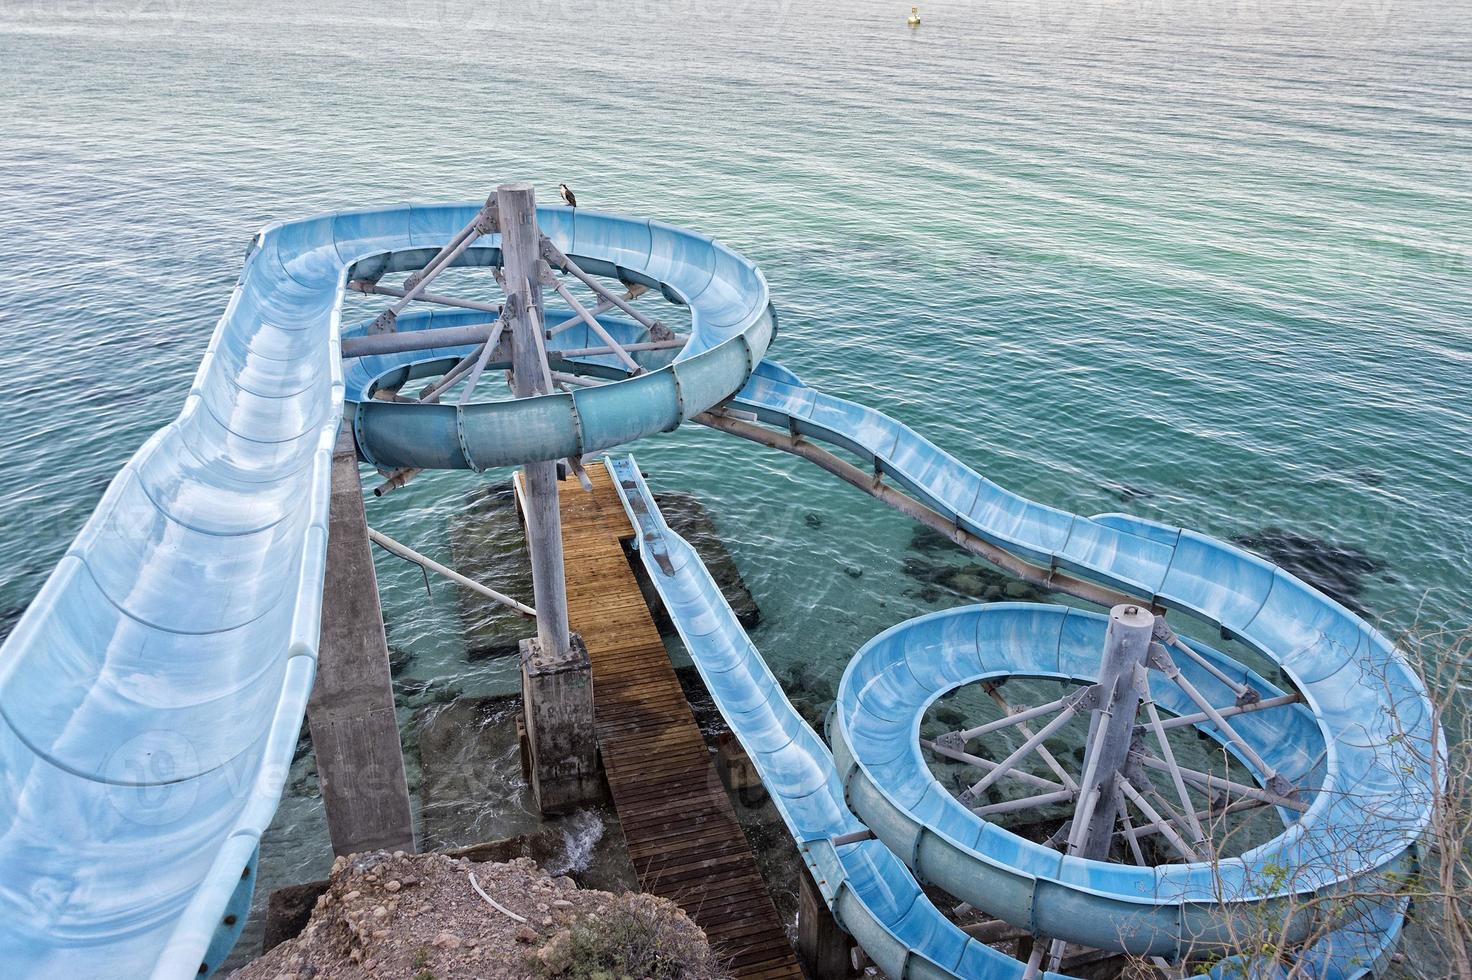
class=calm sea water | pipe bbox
[1,0,1468,968]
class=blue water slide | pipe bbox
[0,195,1435,979]
[612,444,1426,979]
[721,362,1436,973]
[610,456,1069,980]
[346,213,775,472]
[0,203,773,977]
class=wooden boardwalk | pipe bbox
[546,462,804,979]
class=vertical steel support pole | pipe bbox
[1074,603,1155,860]
[501,183,599,814]
[498,182,570,657]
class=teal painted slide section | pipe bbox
[726,362,1434,975]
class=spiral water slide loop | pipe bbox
[607,357,1438,979]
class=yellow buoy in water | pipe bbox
[907,5,921,26]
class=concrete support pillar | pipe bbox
[308,423,416,856]
[1074,603,1155,860]
[797,866,853,979]
[520,632,601,813]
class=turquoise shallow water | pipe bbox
[1,0,1469,968]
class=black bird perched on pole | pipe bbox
[558,183,577,207]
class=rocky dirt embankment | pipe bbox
[231,850,726,980]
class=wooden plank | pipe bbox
[537,463,802,979]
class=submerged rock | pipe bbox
[450,481,761,652]
[0,605,24,644]
[675,664,727,738]
[905,527,1053,605]
[444,809,631,893]
[411,696,635,891]
[932,705,966,728]
[909,525,958,555]
[448,481,536,662]
[291,726,313,763]
[387,645,412,677]
[261,879,330,954]
[1102,480,1157,501]
[635,490,761,632]
[414,695,529,849]
[901,555,1049,605]
[1231,527,1386,614]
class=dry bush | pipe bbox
[1121,626,1472,979]
[529,891,732,980]
[1399,626,1472,978]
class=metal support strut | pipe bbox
[499,182,572,659]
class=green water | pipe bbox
[0,0,1468,968]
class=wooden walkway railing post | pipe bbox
[798,866,854,979]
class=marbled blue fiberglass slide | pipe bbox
[611,438,1426,980]
[0,200,1436,979]
[0,204,774,978]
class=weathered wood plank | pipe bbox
[543,463,802,979]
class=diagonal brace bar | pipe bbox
[939,693,1077,747]
[540,236,666,335]
[350,278,504,316]
[1133,752,1308,813]
[921,738,1069,793]
[957,697,1085,806]
[984,685,1079,792]
[369,199,498,334]
[545,283,649,338]
[1148,642,1294,798]
[544,273,642,373]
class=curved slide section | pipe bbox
[0,203,773,977]
[344,217,774,472]
[830,605,1412,960]
[610,456,1065,980]
[0,193,1433,979]
[726,362,1435,971]
[613,449,1423,978]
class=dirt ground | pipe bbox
[230,850,706,980]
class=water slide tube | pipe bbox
[730,364,1430,959]
[609,357,1436,971]
[0,204,773,977]
[0,196,1434,978]
[611,443,1427,979]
